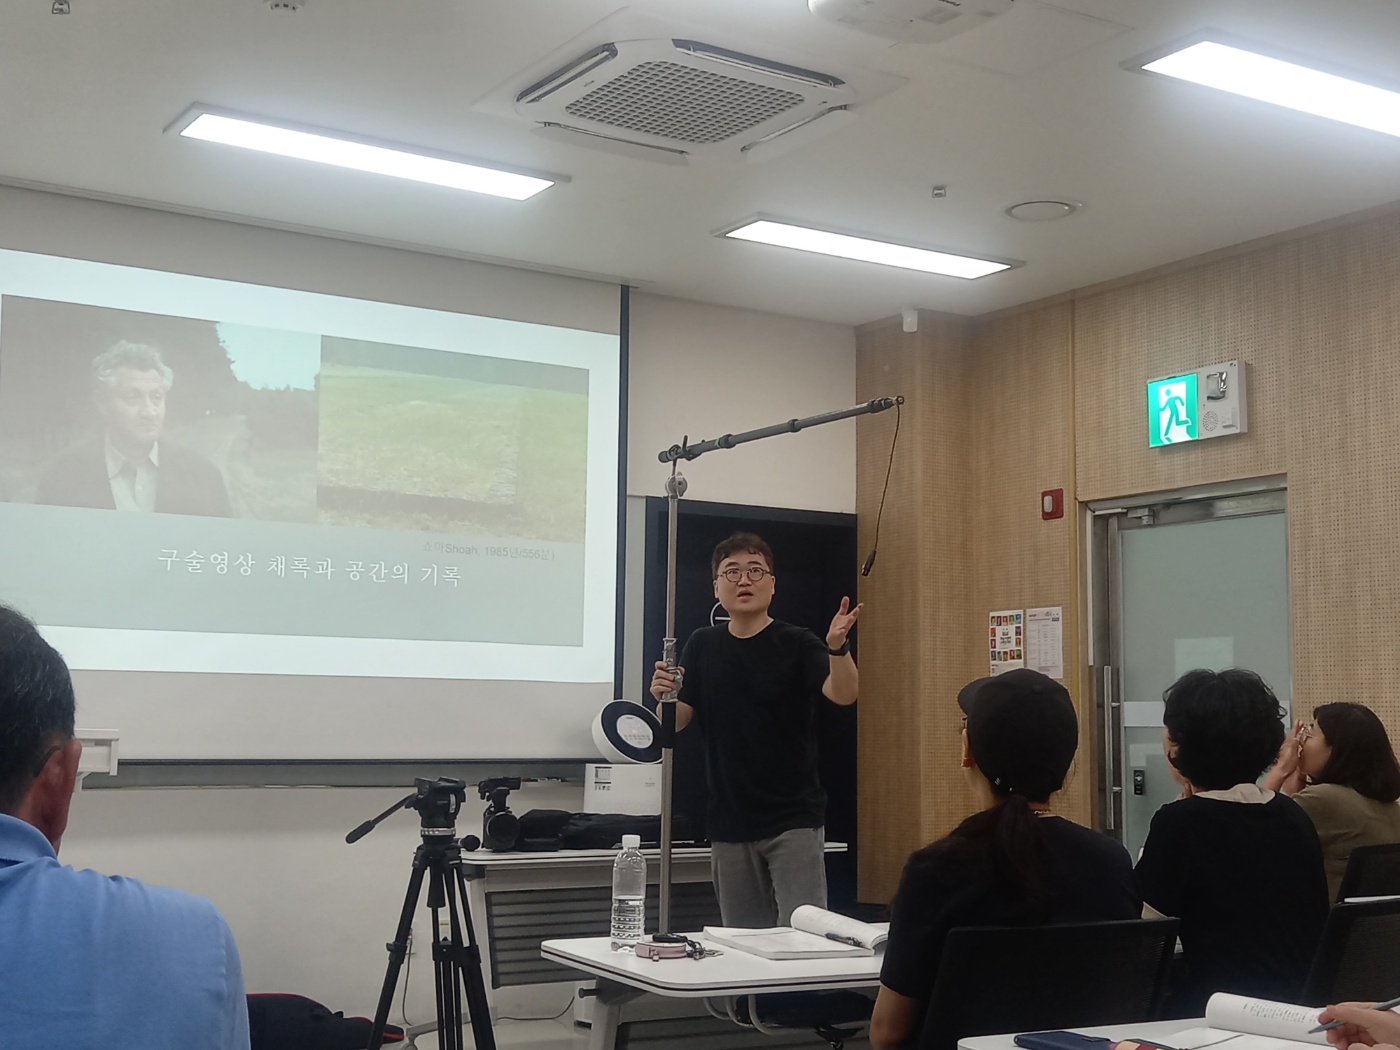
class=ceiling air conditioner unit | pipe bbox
[512,38,858,164]
[810,0,1016,44]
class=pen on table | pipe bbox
[1309,995,1400,1033]
[825,933,863,947]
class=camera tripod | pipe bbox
[346,778,496,1050]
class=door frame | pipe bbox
[1084,474,1287,838]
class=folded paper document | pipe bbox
[703,905,889,960]
[1168,993,1331,1050]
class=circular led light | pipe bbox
[593,701,663,763]
[1004,200,1080,221]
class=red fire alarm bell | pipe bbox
[1041,488,1064,520]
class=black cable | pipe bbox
[496,991,577,1023]
[400,934,413,1027]
[861,402,901,577]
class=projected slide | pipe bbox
[0,249,620,683]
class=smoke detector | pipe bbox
[475,9,903,165]
[810,0,1015,44]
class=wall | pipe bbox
[853,313,974,895]
[855,207,1400,903]
[61,781,583,1021]
[0,188,859,1016]
[1074,211,1400,737]
[627,292,856,512]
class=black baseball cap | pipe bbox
[957,668,1078,801]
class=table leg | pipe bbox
[463,873,495,1021]
[587,978,645,1050]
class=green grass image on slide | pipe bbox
[316,364,588,542]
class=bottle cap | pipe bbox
[622,834,641,849]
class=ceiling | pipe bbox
[4,0,1399,326]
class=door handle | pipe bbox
[1102,664,1117,832]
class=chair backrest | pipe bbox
[1335,842,1400,903]
[918,919,1179,1050]
[1302,897,1400,1005]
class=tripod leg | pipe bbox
[452,863,499,1050]
[369,847,429,1050]
[429,863,464,1050]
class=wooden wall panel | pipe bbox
[856,207,1400,906]
[1289,214,1400,730]
[1074,245,1296,503]
[855,313,973,902]
[968,303,1089,826]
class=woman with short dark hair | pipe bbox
[1266,702,1400,899]
[1136,668,1328,1017]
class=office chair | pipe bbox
[918,919,1179,1050]
[1335,842,1400,903]
[1301,897,1400,1005]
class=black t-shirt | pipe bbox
[880,816,1141,1002]
[1135,792,1329,1016]
[678,620,831,842]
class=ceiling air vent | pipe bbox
[810,0,1016,44]
[511,38,857,164]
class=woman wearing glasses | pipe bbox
[649,531,861,928]
[1265,703,1400,900]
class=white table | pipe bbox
[959,1018,1208,1050]
[461,845,725,1013]
[462,842,846,1014]
[542,933,882,1050]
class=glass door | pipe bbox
[1091,485,1290,857]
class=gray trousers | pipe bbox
[710,826,827,928]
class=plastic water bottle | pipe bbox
[610,833,647,951]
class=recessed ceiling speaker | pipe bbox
[1004,200,1081,221]
[810,0,1015,44]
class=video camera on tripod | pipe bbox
[477,776,520,852]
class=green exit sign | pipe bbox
[1147,372,1200,447]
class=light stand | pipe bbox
[653,396,902,932]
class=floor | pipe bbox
[403,1016,589,1050]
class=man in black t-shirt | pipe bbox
[650,531,861,927]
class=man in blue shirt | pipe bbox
[0,604,250,1049]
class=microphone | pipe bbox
[460,834,481,851]
[860,549,877,578]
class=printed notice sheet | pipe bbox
[1026,606,1064,680]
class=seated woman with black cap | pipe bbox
[870,669,1141,1050]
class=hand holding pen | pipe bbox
[1312,998,1400,1049]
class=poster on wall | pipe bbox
[989,609,1024,676]
[1026,606,1064,680]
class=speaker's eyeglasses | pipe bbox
[716,566,772,584]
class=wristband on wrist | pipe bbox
[827,638,849,657]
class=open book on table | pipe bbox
[702,905,889,960]
[1167,993,1332,1050]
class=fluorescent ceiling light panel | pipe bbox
[722,220,1011,279]
[173,108,557,200]
[1133,39,1400,138]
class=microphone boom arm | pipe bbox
[658,397,903,464]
